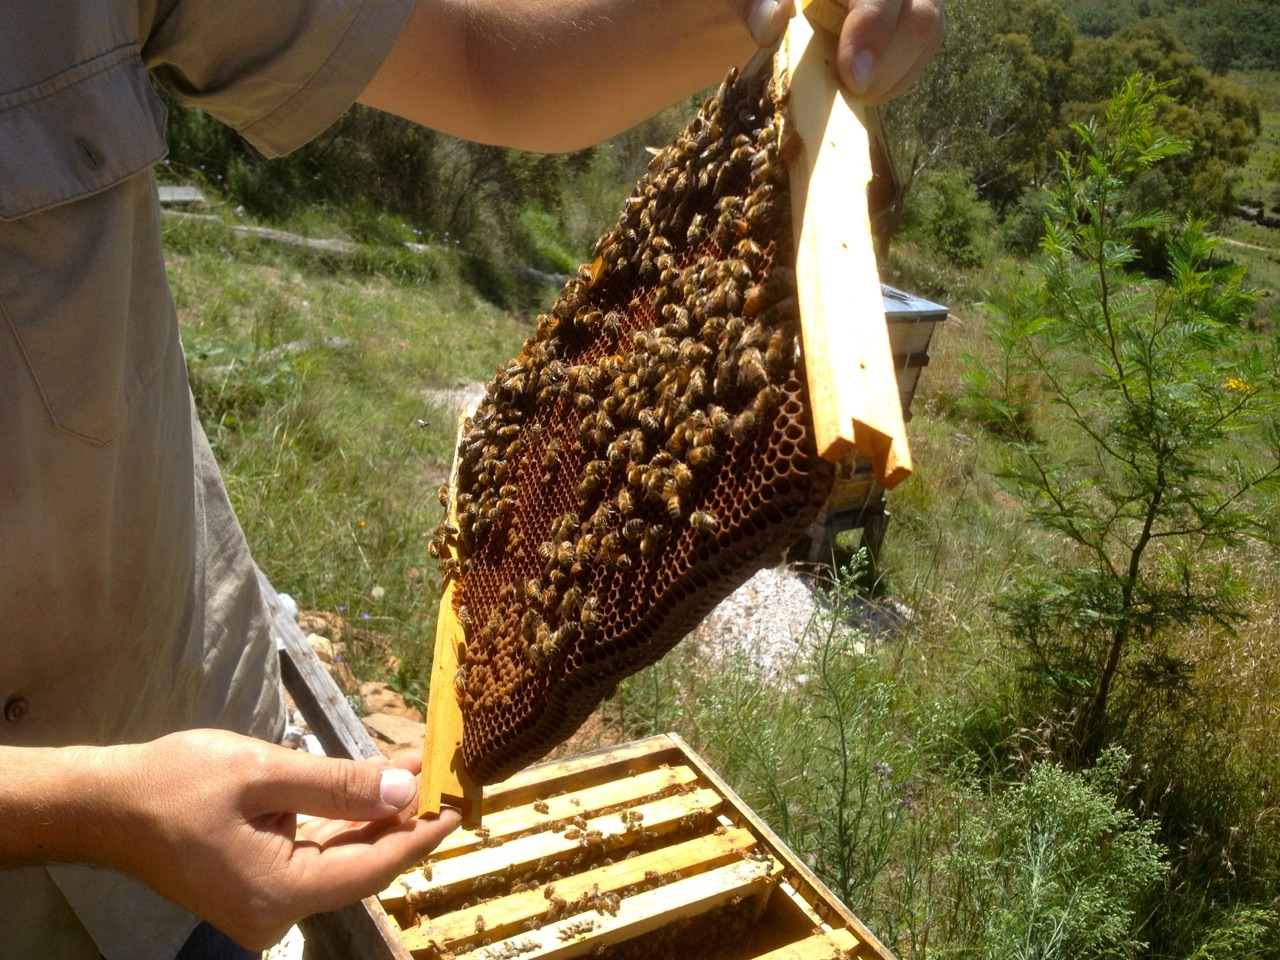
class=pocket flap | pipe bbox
[0,44,167,222]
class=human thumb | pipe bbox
[745,0,794,47]
[255,753,420,821]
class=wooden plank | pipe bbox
[481,735,687,811]
[400,827,761,953]
[381,787,726,911]
[265,569,382,762]
[418,411,482,827]
[300,899,415,960]
[460,857,784,960]
[752,929,862,960]
[782,1,912,488]
[666,733,895,960]
[430,765,702,860]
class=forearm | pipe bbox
[360,0,757,152]
[0,743,128,869]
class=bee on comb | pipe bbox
[428,65,836,787]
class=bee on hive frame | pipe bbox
[690,510,720,535]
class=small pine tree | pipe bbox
[966,74,1280,761]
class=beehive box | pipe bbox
[267,577,892,960]
[804,286,947,561]
[381,734,893,960]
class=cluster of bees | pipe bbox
[430,65,834,785]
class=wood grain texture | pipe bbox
[418,413,483,826]
[782,6,913,488]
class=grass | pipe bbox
[163,212,545,701]
[160,95,1280,953]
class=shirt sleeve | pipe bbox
[141,0,416,158]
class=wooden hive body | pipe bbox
[385,735,895,960]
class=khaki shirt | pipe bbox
[0,0,412,956]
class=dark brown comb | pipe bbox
[432,65,831,789]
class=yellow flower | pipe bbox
[1225,377,1251,394]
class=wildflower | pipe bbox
[358,520,366,527]
[1225,376,1251,394]
[873,761,893,776]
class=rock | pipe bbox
[360,680,424,722]
[362,712,426,753]
[298,610,345,644]
[307,633,336,663]
[328,659,360,695]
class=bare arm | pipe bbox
[0,731,459,950]
[358,0,756,152]
[357,0,944,153]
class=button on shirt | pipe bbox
[0,1,413,957]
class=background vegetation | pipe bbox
[161,2,1280,955]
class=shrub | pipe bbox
[900,169,996,268]
[938,749,1168,959]
[964,74,1280,761]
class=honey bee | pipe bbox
[615,486,635,514]
[751,384,781,418]
[664,488,683,521]
[541,439,563,471]
[736,347,768,389]
[576,460,608,500]
[539,360,567,388]
[690,510,720,534]
[533,799,550,815]
[672,462,695,493]
[558,586,583,619]
[428,525,451,560]
[730,408,759,443]
[621,518,646,542]
[579,595,601,629]
[688,444,719,467]
[550,512,580,542]
[436,484,450,508]
[576,535,599,563]
[606,434,630,468]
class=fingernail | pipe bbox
[748,0,782,46]
[851,49,874,92]
[379,768,416,809]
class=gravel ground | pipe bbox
[686,563,911,682]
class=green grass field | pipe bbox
[160,83,1280,952]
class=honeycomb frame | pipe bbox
[431,66,836,784]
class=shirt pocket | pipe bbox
[0,44,167,222]
[0,46,172,446]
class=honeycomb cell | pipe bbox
[429,66,837,784]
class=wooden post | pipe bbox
[782,0,913,489]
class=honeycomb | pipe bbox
[430,66,836,784]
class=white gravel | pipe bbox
[686,564,910,682]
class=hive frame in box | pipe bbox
[390,734,895,960]
[270,575,896,960]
